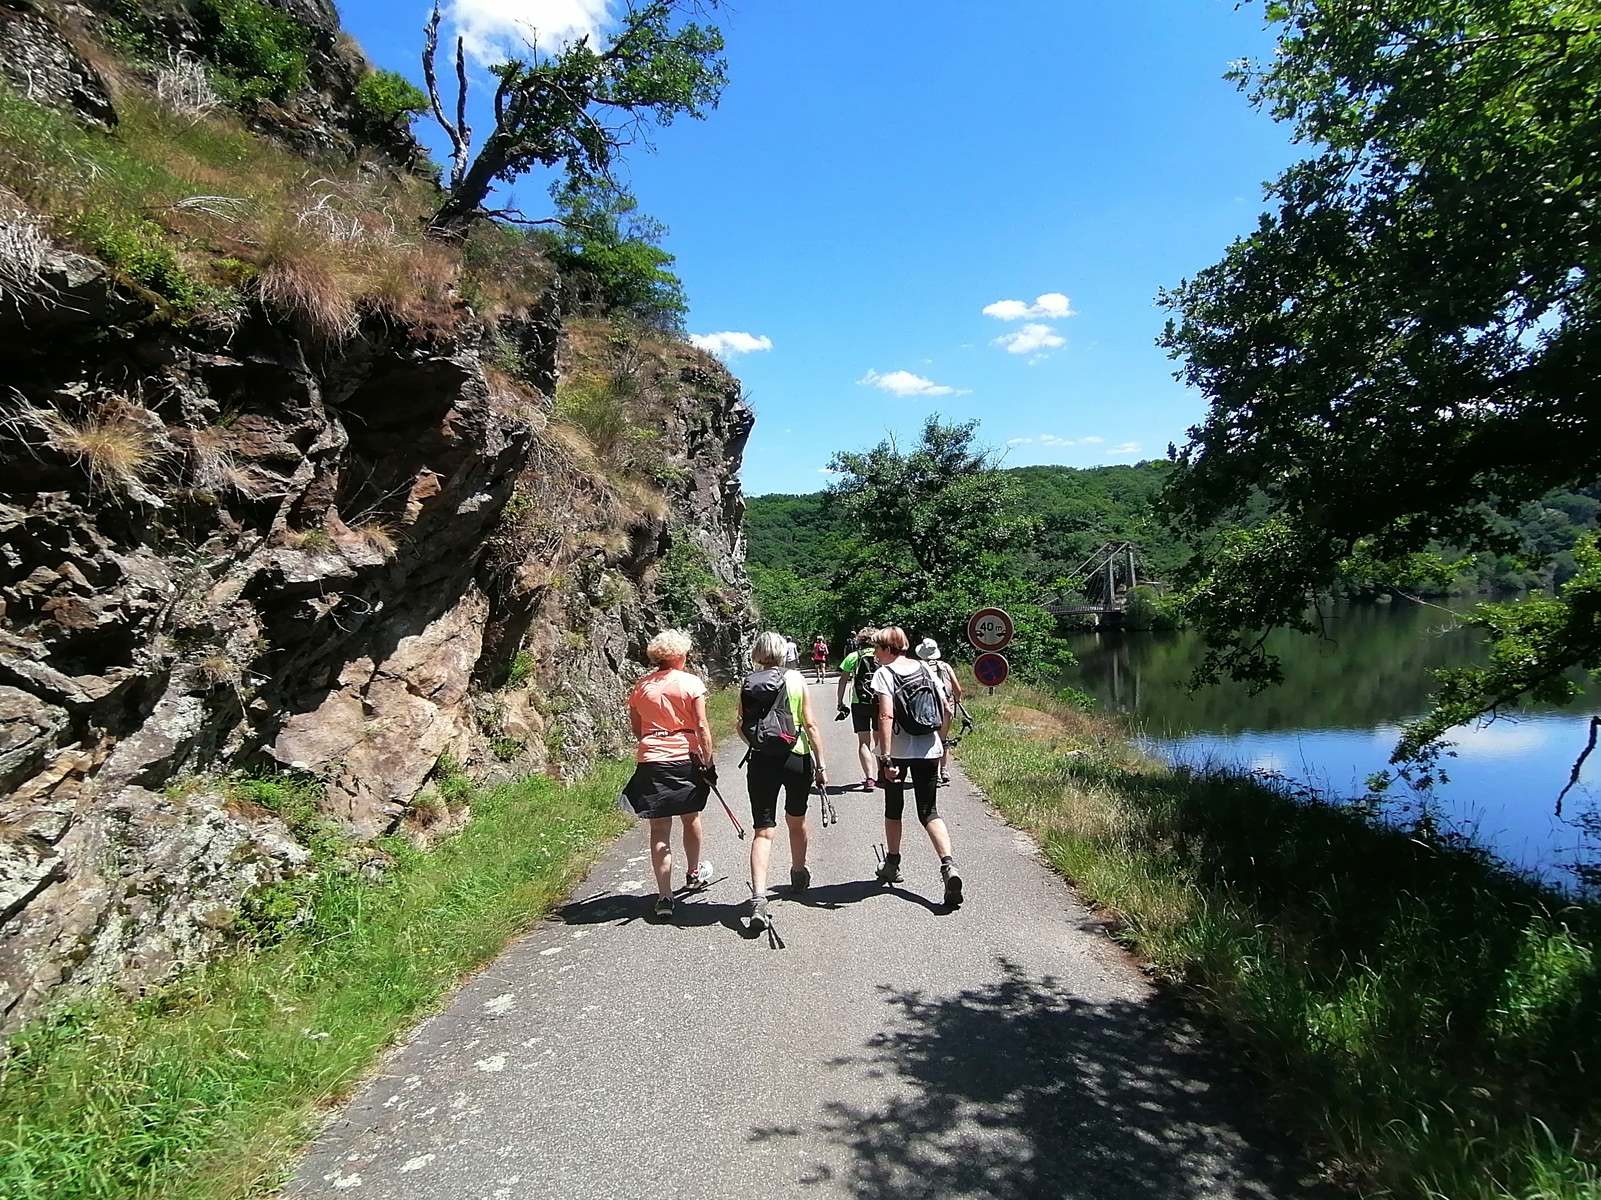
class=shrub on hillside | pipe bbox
[193,0,311,104]
[354,70,427,127]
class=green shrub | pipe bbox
[490,737,523,762]
[71,210,203,310]
[504,650,535,689]
[354,70,427,125]
[656,536,718,629]
[193,0,312,104]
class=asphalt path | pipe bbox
[290,678,1314,1199]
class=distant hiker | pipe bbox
[870,626,963,907]
[810,634,829,682]
[622,629,717,920]
[835,627,879,791]
[737,631,827,931]
[915,637,964,785]
[784,636,799,668]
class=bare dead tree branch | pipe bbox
[422,4,470,187]
[454,32,472,166]
[1556,714,1600,817]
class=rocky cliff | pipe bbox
[0,1,755,1032]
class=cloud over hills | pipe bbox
[690,331,774,357]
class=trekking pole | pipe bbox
[818,784,837,828]
[710,780,746,840]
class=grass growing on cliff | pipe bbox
[0,763,629,1200]
[956,686,1601,1199]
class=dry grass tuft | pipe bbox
[34,401,164,495]
[0,200,50,310]
[351,517,399,557]
[365,242,459,333]
[254,218,358,340]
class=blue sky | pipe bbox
[337,1,1297,496]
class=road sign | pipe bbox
[973,652,1010,688]
[966,607,1014,653]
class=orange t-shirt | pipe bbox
[629,667,708,763]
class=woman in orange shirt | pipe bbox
[622,629,718,920]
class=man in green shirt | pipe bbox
[835,626,879,791]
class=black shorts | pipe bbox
[883,758,940,825]
[747,751,813,830]
[850,703,875,734]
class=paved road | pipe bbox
[290,678,1313,1199]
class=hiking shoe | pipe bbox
[941,862,964,908]
[862,777,875,792]
[654,895,674,920]
[939,772,951,786]
[684,862,713,892]
[874,854,902,886]
[790,866,811,893]
[748,894,770,931]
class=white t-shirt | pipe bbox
[870,657,945,761]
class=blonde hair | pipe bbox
[646,629,693,666]
[873,626,909,654]
[751,631,787,667]
[855,626,877,646]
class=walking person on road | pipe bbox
[870,626,964,907]
[737,632,827,931]
[835,627,879,792]
[810,634,829,682]
[915,637,964,785]
[621,629,717,921]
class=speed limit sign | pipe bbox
[966,607,1014,653]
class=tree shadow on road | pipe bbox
[751,957,1318,1199]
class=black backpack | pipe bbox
[740,668,799,760]
[890,663,943,736]
[852,651,876,704]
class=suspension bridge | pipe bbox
[1041,541,1157,627]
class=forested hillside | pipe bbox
[747,461,1601,631]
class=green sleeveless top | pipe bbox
[782,669,810,756]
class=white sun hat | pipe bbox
[915,638,941,660]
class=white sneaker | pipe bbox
[684,862,713,891]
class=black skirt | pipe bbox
[621,759,710,819]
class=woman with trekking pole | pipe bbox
[737,632,826,931]
[621,629,717,921]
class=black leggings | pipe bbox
[882,758,940,826]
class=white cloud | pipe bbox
[1006,434,1096,449]
[982,292,1076,321]
[993,323,1066,356]
[857,368,968,398]
[447,0,614,62]
[689,331,773,357]
[1106,441,1143,456]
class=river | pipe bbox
[1064,600,1600,884]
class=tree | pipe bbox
[1159,0,1601,769]
[545,177,687,330]
[826,417,1072,677]
[421,1,726,236]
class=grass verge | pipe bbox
[0,763,630,1200]
[957,684,1601,1200]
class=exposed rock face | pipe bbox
[0,0,118,128]
[0,252,755,1031]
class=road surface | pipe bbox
[290,678,1313,1199]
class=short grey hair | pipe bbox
[646,629,693,666]
[751,631,787,667]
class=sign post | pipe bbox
[967,608,1014,693]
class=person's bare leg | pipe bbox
[924,815,953,860]
[749,827,773,895]
[856,732,874,782]
[680,812,703,879]
[649,818,673,897]
[785,811,809,873]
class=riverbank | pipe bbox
[0,765,630,1200]
[957,684,1601,1198]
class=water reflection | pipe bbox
[1066,601,1600,880]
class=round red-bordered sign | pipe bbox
[973,652,1010,688]
[966,607,1015,653]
